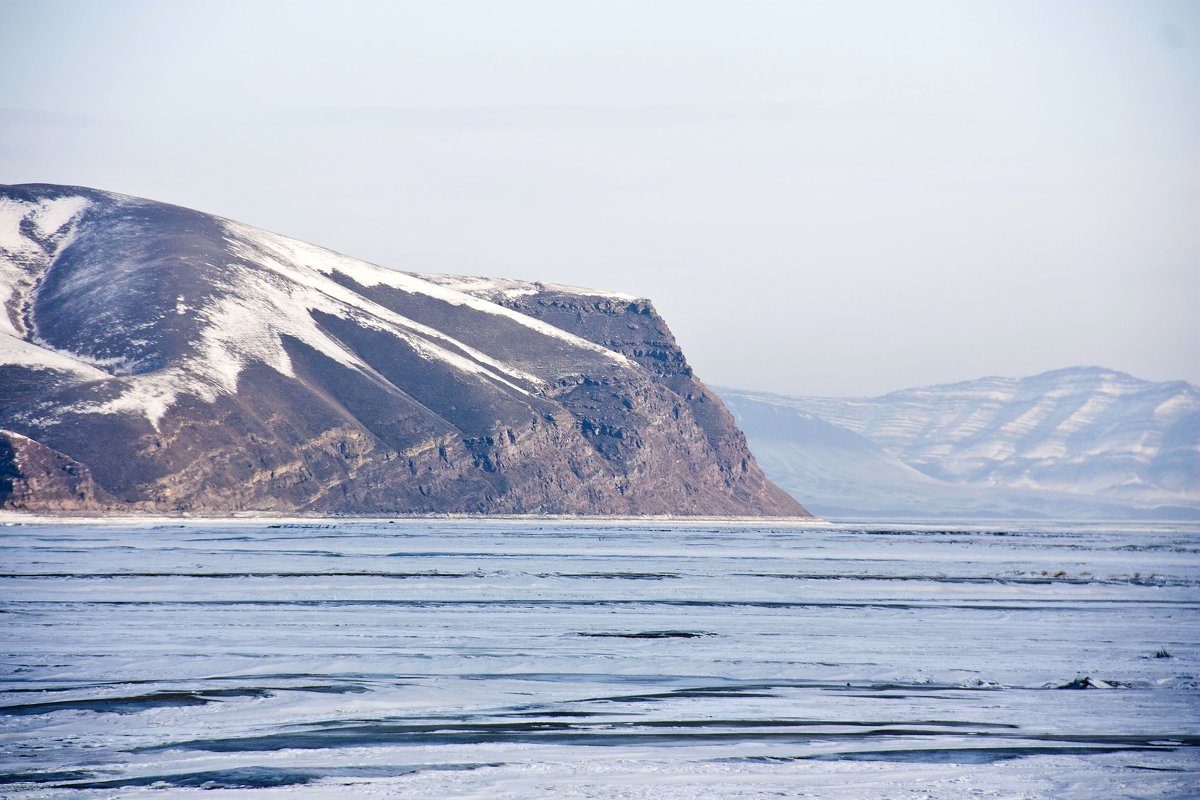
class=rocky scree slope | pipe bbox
[0,184,806,516]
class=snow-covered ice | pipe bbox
[0,520,1196,798]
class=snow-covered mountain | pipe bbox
[0,183,806,516]
[719,368,1199,520]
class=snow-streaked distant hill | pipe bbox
[0,183,805,516]
[719,368,1199,520]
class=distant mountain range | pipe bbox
[719,367,1199,521]
[0,183,805,517]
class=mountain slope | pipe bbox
[719,368,1199,520]
[0,183,806,517]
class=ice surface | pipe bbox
[0,521,1196,798]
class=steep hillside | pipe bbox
[0,183,806,517]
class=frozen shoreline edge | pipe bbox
[0,511,829,526]
[4,512,1196,532]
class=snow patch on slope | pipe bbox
[3,189,643,431]
[225,222,633,366]
[31,196,89,239]
[423,273,642,304]
[222,226,546,387]
[1154,392,1200,421]
[0,332,110,380]
[75,229,547,429]
[0,195,90,338]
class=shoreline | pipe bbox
[0,511,828,526]
[2,512,1195,530]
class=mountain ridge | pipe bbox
[718,367,1198,520]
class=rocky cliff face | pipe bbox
[0,183,807,517]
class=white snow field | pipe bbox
[1,520,1197,798]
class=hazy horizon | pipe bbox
[3,0,1197,395]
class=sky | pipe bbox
[2,0,1197,396]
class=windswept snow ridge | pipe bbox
[0,332,109,380]
[0,189,634,428]
[423,272,642,303]
[226,222,633,366]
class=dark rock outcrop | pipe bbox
[0,183,808,517]
[0,430,116,511]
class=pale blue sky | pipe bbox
[2,0,1197,395]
